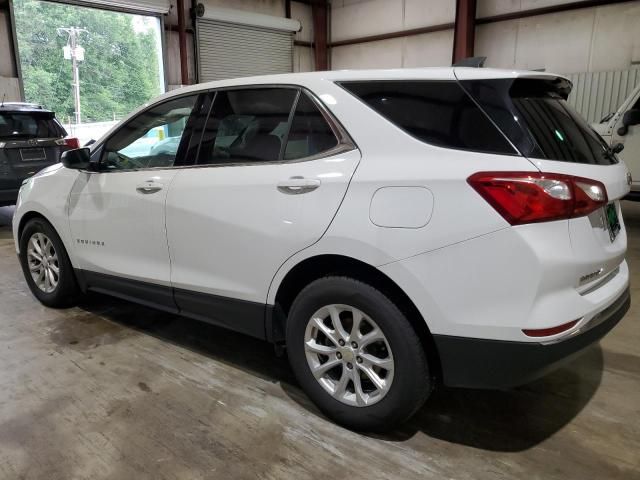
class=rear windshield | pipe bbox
[460,78,617,165]
[339,80,516,155]
[0,112,65,139]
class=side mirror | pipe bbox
[60,147,91,170]
[618,109,640,136]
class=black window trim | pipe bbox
[85,84,356,174]
[336,79,520,157]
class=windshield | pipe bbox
[460,78,617,165]
[0,112,65,139]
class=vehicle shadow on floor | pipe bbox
[74,291,603,454]
[383,345,603,451]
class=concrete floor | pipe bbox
[0,204,638,480]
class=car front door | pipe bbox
[165,87,360,337]
[68,94,200,308]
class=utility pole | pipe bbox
[57,27,87,125]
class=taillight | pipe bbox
[55,137,81,149]
[467,172,607,225]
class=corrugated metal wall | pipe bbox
[566,67,640,124]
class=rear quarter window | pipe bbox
[339,80,516,156]
[460,78,617,165]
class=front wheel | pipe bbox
[19,217,80,308]
[286,276,432,432]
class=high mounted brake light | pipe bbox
[468,172,608,225]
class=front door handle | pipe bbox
[136,181,163,194]
[277,176,321,195]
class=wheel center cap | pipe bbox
[340,347,355,362]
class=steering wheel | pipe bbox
[112,151,147,170]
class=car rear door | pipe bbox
[165,87,360,337]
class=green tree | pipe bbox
[13,0,161,122]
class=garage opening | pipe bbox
[195,7,301,82]
[12,0,165,144]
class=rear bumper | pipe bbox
[624,190,640,202]
[434,287,630,389]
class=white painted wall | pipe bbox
[477,0,594,18]
[476,1,640,74]
[332,30,454,70]
[329,0,640,74]
[330,0,455,69]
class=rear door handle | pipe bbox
[136,181,163,194]
[277,177,321,195]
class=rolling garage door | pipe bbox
[195,8,301,83]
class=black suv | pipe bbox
[0,102,78,207]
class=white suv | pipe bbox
[13,68,631,431]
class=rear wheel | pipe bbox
[19,218,80,308]
[286,276,431,431]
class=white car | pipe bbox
[592,84,640,199]
[13,68,631,431]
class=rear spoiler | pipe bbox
[452,56,487,68]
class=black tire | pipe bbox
[286,276,431,432]
[19,217,80,308]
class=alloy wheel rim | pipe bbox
[304,304,394,407]
[27,233,60,293]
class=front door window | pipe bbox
[101,95,198,171]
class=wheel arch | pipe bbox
[271,254,442,381]
[17,211,51,245]
[17,210,76,268]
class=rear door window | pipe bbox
[198,88,298,165]
[0,112,65,139]
[339,80,516,155]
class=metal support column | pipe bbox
[452,0,477,64]
[311,1,328,71]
